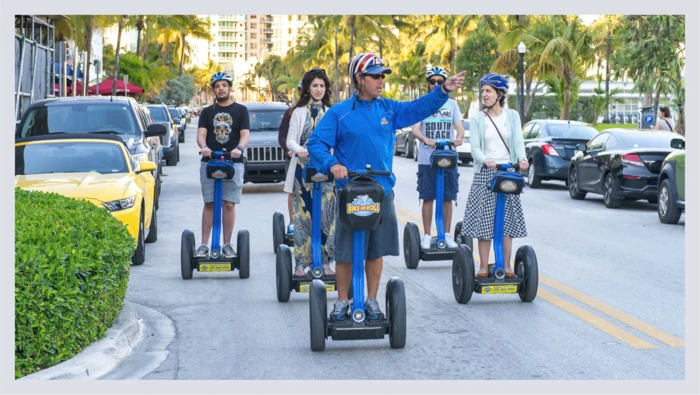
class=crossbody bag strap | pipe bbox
[663,119,673,131]
[485,112,510,154]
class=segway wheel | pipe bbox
[403,222,421,269]
[515,245,538,302]
[276,245,293,302]
[386,277,406,349]
[181,229,194,280]
[454,221,473,252]
[237,229,250,279]
[309,279,327,352]
[272,211,285,254]
[452,245,475,304]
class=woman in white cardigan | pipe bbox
[285,68,336,277]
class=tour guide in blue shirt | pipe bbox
[307,52,466,323]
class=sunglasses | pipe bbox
[428,79,444,86]
[365,74,386,80]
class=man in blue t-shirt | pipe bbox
[307,53,466,323]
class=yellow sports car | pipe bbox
[15,133,158,265]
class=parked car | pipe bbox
[394,126,417,159]
[146,103,180,166]
[15,133,159,265]
[657,139,685,224]
[168,106,187,142]
[568,129,684,208]
[15,96,167,209]
[455,119,471,165]
[240,102,289,183]
[521,120,599,188]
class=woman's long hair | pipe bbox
[295,69,332,108]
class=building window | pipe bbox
[251,15,257,19]
[250,43,257,49]
[250,23,257,29]
[288,15,292,21]
[288,28,292,34]
[251,33,257,39]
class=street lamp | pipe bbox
[518,42,526,125]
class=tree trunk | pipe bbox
[85,16,94,96]
[179,34,185,76]
[112,16,125,96]
[562,84,571,120]
[334,27,340,103]
[653,84,661,120]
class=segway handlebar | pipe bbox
[198,149,234,159]
[433,139,454,149]
[347,165,391,177]
[495,163,521,171]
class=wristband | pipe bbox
[441,84,452,94]
[236,145,244,152]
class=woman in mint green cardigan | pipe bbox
[460,74,530,278]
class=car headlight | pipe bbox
[132,153,149,162]
[103,196,136,211]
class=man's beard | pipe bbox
[215,93,229,103]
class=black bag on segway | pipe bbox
[489,171,524,195]
[339,176,384,231]
[206,159,235,180]
[430,150,458,169]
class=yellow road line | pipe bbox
[537,289,657,349]
[393,203,684,349]
[540,277,685,348]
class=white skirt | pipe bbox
[283,156,297,193]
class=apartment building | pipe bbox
[272,15,311,56]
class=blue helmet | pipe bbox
[479,73,508,93]
[210,72,233,88]
[426,66,448,81]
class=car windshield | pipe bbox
[15,142,129,175]
[547,124,599,139]
[168,108,181,118]
[619,133,683,149]
[148,106,169,123]
[17,104,139,138]
[248,110,285,131]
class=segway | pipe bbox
[181,149,250,280]
[272,211,293,254]
[309,165,406,351]
[276,166,337,302]
[404,140,469,269]
[452,163,538,303]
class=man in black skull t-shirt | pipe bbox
[194,72,250,259]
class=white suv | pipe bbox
[455,119,471,165]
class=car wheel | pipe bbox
[413,141,418,161]
[393,141,400,156]
[658,179,682,224]
[145,202,158,243]
[132,207,146,265]
[603,173,623,209]
[405,141,412,159]
[526,158,542,188]
[568,166,586,200]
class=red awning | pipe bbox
[87,76,144,95]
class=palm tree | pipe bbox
[112,15,127,96]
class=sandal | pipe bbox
[476,271,489,278]
[294,266,306,277]
[322,264,335,276]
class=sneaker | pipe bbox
[194,244,210,258]
[420,234,432,250]
[287,224,294,235]
[365,298,385,321]
[445,233,458,249]
[330,299,350,322]
[222,243,236,258]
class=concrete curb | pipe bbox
[19,301,143,380]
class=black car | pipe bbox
[568,129,684,208]
[240,102,289,183]
[394,126,417,159]
[168,106,187,142]
[15,96,167,209]
[146,104,180,166]
[521,120,599,188]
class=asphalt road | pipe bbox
[108,119,685,380]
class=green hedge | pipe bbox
[15,188,134,379]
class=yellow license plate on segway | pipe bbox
[481,284,518,294]
[299,283,336,293]
[199,263,231,272]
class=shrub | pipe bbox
[14,188,134,379]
